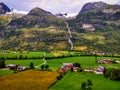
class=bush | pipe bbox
[29,62,34,69]
[104,68,120,81]
[57,74,63,80]
[0,60,5,68]
[41,65,44,70]
[80,79,93,90]
[45,64,49,70]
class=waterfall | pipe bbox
[65,22,73,50]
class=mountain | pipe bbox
[8,7,66,28]
[68,1,120,32]
[0,3,11,14]
[1,2,120,54]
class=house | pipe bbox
[6,64,26,71]
[84,68,94,72]
[58,63,81,73]
[95,66,104,74]
[97,59,118,64]
[17,65,26,71]
[6,64,16,69]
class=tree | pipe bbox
[81,80,93,90]
[70,67,74,72]
[57,74,63,80]
[81,82,87,90]
[41,65,44,70]
[87,79,93,90]
[19,54,22,59]
[45,64,49,70]
[0,60,5,68]
[30,62,34,69]
[87,79,93,86]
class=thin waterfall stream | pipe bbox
[65,22,73,50]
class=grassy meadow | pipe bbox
[50,72,120,90]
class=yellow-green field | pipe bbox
[0,70,59,90]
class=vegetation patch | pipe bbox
[0,70,59,90]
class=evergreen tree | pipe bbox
[41,65,44,70]
[30,62,34,69]
[81,82,87,90]
[0,60,5,68]
[45,64,49,70]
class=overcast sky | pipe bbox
[1,0,120,14]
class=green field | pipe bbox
[0,51,54,59]
[47,56,120,69]
[5,56,120,69]
[50,72,120,90]
[1,56,120,90]
[5,59,43,68]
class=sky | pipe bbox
[1,0,120,14]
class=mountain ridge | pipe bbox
[8,7,66,28]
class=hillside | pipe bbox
[0,2,120,54]
[68,1,120,32]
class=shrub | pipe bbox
[45,64,49,70]
[41,65,44,70]
[57,74,63,80]
[29,62,34,69]
[80,79,93,90]
[104,68,120,81]
[0,60,5,68]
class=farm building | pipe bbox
[95,66,104,74]
[97,59,118,64]
[6,64,26,71]
[58,63,81,73]
[84,68,94,72]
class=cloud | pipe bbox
[1,0,120,14]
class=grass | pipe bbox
[0,51,54,59]
[5,59,43,68]
[0,51,76,59]
[50,72,120,90]
[0,70,59,90]
[4,56,120,69]
[47,56,120,69]
[0,70,14,76]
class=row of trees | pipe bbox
[40,64,49,70]
[29,62,50,71]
